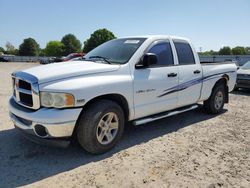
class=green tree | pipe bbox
[218,46,231,55]
[39,49,46,56]
[44,41,64,57]
[83,28,116,53]
[245,47,250,55]
[199,50,219,56]
[232,46,246,55]
[19,38,40,56]
[61,34,81,55]
[0,47,5,54]
[5,42,18,55]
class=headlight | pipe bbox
[40,92,75,108]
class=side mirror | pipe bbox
[135,53,157,69]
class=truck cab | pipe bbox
[132,37,203,118]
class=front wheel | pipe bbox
[204,84,225,114]
[77,100,124,154]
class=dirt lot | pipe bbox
[0,62,249,188]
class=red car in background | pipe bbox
[41,53,85,64]
[54,53,85,62]
[61,53,85,61]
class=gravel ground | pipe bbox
[0,62,249,188]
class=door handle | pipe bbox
[167,73,177,77]
[193,70,201,74]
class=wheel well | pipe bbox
[71,94,130,141]
[213,75,229,103]
[82,94,129,122]
[215,76,227,86]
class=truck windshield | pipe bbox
[84,38,146,64]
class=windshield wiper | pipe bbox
[89,56,112,64]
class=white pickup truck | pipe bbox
[9,35,237,154]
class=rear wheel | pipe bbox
[77,100,124,154]
[204,84,225,114]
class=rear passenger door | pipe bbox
[173,40,202,107]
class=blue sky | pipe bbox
[0,0,249,51]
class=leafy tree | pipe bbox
[232,46,246,55]
[19,38,40,56]
[39,49,46,56]
[61,34,81,55]
[0,47,5,54]
[245,47,250,55]
[13,49,19,55]
[218,46,231,55]
[5,42,18,55]
[44,41,64,57]
[83,28,116,53]
[199,50,218,56]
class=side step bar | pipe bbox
[132,104,198,126]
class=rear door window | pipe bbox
[174,42,195,65]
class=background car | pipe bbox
[40,53,85,64]
[0,56,9,62]
[70,56,85,61]
[39,57,56,64]
[54,53,85,62]
[235,61,250,90]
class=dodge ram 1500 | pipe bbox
[9,35,237,154]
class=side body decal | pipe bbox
[158,71,235,97]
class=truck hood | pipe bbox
[237,68,250,75]
[23,61,120,84]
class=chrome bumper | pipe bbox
[9,97,82,138]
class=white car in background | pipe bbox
[235,61,250,89]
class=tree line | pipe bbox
[199,46,250,56]
[0,28,115,57]
[1,29,250,57]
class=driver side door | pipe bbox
[133,40,179,119]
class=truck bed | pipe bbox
[199,61,237,102]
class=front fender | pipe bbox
[39,73,134,118]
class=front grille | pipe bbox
[19,92,33,106]
[12,71,40,109]
[13,78,33,107]
[19,80,31,90]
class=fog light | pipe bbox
[34,124,48,138]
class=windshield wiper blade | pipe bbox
[89,56,111,64]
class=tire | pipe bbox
[77,99,125,154]
[204,84,225,114]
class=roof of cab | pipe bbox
[119,35,190,42]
